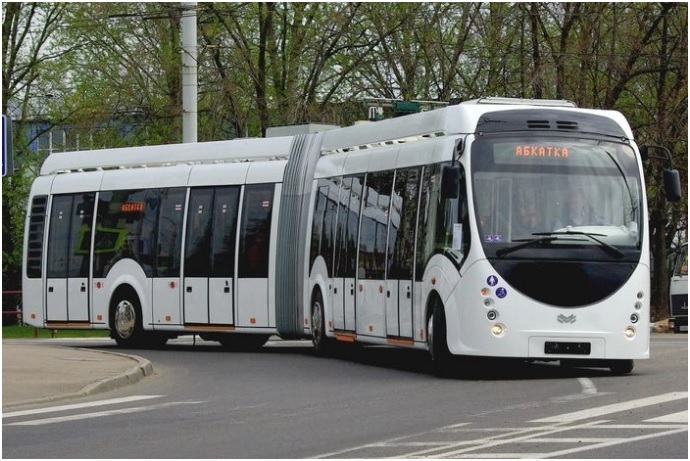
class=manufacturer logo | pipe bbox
[557,314,577,324]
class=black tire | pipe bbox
[609,359,634,375]
[110,288,144,348]
[311,290,333,355]
[427,298,453,376]
[218,334,270,351]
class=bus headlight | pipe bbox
[624,326,636,338]
[491,323,506,337]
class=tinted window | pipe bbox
[415,165,440,281]
[359,171,394,280]
[238,184,274,278]
[388,168,421,279]
[334,175,364,278]
[309,178,339,274]
[47,195,73,278]
[94,188,184,278]
[47,193,96,279]
[157,189,185,277]
[185,188,214,277]
[210,187,240,277]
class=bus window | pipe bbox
[210,186,240,277]
[388,168,421,280]
[185,188,215,277]
[156,188,185,277]
[359,171,394,280]
[238,184,274,278]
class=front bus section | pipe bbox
[455,108,652,374]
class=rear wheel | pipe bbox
[111,290,144,348]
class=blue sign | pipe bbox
[496,287,508,299]
[487,275,498,287]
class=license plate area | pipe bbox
[545,341,591,355]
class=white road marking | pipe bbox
[5,401,204,426]
[645,410,688,424]
[313,392,689,459]
[577,377,597,395]
[530,391,688,423]
[2,395,164,418]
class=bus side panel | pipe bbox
[357,280,386,338]
[154,278,182,326]
[22,177,54,328]
[237,279,269,327]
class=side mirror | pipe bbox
[664,169,682,202]
[441,165,460,199]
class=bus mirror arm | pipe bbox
[640,145,682,203]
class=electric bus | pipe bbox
[23,97,681,374]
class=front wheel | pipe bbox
[311,290,333,355]
[609,359,634,375]
[427,300,453,376]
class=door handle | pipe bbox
[186,286,193,293]
[48,286,53,293]
[81,285,86,292]
[224,287,230,293]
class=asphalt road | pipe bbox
[2,334,687,459]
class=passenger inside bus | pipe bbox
[567,189,598,226]
[513,194,539,239]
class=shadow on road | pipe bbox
[85,337,617,381]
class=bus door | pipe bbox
[358,171,394,338]
[184,187,239,325]
[46,193,95,323]
[236,184,275,328]
[385,168,420,339]
[334,176,363,333]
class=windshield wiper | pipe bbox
[496,236,558,257]
[533,231,625,259]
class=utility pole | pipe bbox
[181,2,197,143]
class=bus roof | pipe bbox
[39,136,295,176]
[39,98,634,176]
[321,99,634,154]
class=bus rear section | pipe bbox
[22,137,292,349]
[669,243,688,333]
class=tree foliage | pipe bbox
[2,2,687,317]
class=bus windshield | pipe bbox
[471,136,643,258]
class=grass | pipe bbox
[2,324,110,339]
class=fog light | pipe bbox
[484,298,494,307]
[630,313,639,324]
[491,323,506,336]
[624,326,636,338]
[487,310,498,321]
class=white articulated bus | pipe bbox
[23,98,681,373]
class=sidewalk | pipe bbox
[2,341,153,412]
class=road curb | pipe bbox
[2,349,153,412]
